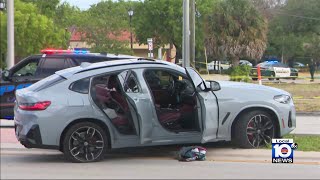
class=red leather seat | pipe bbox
[112,115,129,126]
[155,103,181,128]
[179,104,195,113]
[108,76,130,112]
[107,76,130,127]
[95,84,112,104]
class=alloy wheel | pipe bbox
[246,114,274,148]
[68,126,104,162]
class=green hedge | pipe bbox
[229,65,252,82]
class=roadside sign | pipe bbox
[147,38,153,57]
[147,38,153,51]
[148,43,153,51]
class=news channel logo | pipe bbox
[272,139,298,163]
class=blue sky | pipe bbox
[63,0,102,10]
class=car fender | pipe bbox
[226,103,281,138]
[56,110,116,149]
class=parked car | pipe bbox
[15,58,296,162]
[0,49,136,119]
[207,60,231,71]
[250,61,298,80]
[293,62,305,68]
[239,60,253,67]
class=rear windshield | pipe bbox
[28,74,66,92]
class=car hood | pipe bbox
[216,81,290,96]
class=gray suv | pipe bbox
[14,59,296,162]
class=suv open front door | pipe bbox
[185,67,219,143]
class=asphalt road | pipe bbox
[1,151,320,179]
[291,115,320,135]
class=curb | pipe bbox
[296,112,320,116]
[1,146,319,165]
[0,120,14,128]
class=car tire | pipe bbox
[268,72,275,81]
[233,110,275,148]
[62,122,108,163]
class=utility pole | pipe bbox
[190,0,195,68]
[182,0,190,67]
[0,3,3,68]
[7,0,13,68]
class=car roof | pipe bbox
[55,59,184,79]
[35,53,140,59]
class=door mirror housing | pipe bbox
[208,81,221,91]
[2,69,12,81]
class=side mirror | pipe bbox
[2,69,12,81]
[210,81,221,91]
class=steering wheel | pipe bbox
[167,76,175,96]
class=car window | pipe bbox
[69,77,91,94]
[12,59,39,77]
[123,72,140,93]
[39,58,69,77]
[144,70,170,89]
[185,67,205,89]
[90,74,136,135]
[73,57,128,65]
[272,63,288,68]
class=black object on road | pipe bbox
[178,146,207,162]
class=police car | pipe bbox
[0,49,137,119]
[250,61,299,81]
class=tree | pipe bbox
[251,0,286,20]
[0,0,66,65]
[133,0,217,63]
[21,0,60,18]
[54,2,82,29]
[77,0,132,54]
[305,34,320,62]
[204,0,268,66]
[266,0,320,62]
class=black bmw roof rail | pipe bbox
[76,61,168,74]
[137,58,155,61]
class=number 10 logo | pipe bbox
[272,139,296,163]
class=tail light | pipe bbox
[19,101,51,111]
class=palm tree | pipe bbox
[204,0,268,66]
